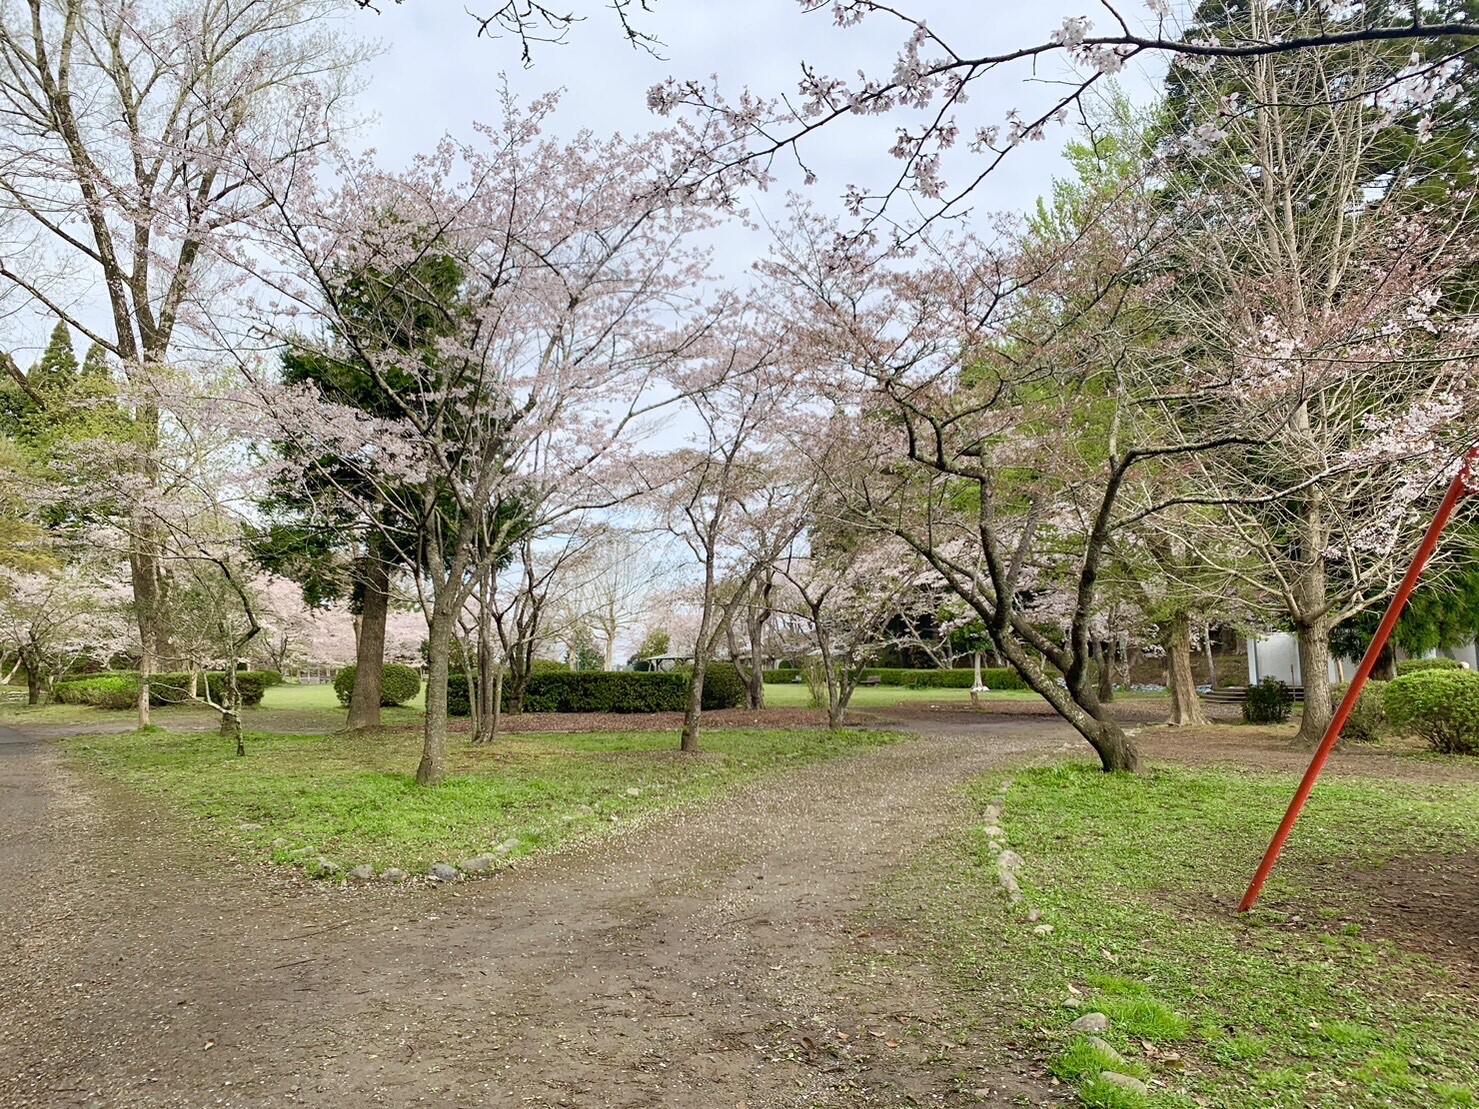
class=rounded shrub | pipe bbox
[1395,656,1463,676]
[333,663,422,707]
[1242,677,1293,725]
[1384,668,1479,755]
[1332,680,1387,743]
[700,661,747,710]
[53,673,140,709]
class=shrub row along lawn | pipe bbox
[886,763,1478,1109]
[67,725,903,875]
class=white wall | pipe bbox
[1249,633,1479,684]
[1246,633,1349,686]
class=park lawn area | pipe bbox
[886,762,1479,1109]
[0,680,424,733]
[762,682,1046,709]
[66,723,904,876]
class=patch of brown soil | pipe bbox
[1296,849,1479,987]
[445,706,839,734]
[1133,723,1479,786]
[0,716,1070,1108]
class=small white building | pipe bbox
[1245,633,1347,687]
[1247,633,1476,685]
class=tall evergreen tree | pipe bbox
[31,322,77,395]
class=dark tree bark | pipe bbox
[1095,639,1115,703]
[417,606,457,786]
[1373,640,1398,682]
[1203,622,1220,689]
[346,554,390,731]
[22,650,42,706]
[680,653,707,752]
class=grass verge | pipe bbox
[886,762,1478,1108]
[67,724,902,876]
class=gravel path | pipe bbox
[0,714,1078,1109]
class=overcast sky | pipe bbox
[351,1,1168,285]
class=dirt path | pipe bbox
[0,714,1083,1109]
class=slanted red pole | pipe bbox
[1238,446,1478,914]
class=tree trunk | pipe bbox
[23,652,42,706]
[1295,616,1334,745]
[969,650,982,708]
[346,556,390,731]
[417,606,456,786]
[1096,639,1115,703]
[993,632,1139,773]
[746,609,766,710]
[680,654,707,752]
[1086,715,1140,773]
[475,631,497,744]
[1165,611,1209,727]
[490,667,503,742]
[1373,640,1398,682]
[1202,622,1219,689]
[131,548,157,729]
[220,663,244,756]
[506,649,531,715]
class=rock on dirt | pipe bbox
[427,863,458,882]
[458,855,495,874]
[1068,1012,1110,1033]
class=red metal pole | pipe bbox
[1238,446,1478,914]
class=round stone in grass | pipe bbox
[1099,1072,1149,1095]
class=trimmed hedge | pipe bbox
[447,670,695,716]
[52,673,137,709]
[1332,680,1387,743]
[332,663,422,707]
[54,669,275,709]
[699,661,746,710]
[1243,677,1293,724]
[447,671,472,717]
[764,668,805,684]
[1395,656,1464,676]
[1385,668,1479,755]
[521,671,690,714]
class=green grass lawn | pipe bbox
[762,682,1046,708]
[67,723,904,875]
[261,680,425,711]
[887,763,1479,1109]
[0,680,422,732]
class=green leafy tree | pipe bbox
[637,628,670,659]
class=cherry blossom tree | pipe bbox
[647,1,1479,233]
[0,560,130,703]
[1156,20,1479,743]
[777,535,930,727]
[251,95,728,784]
[647,329,817,751]
[0,0,366,727]
[760,172,1222,771]
[566,530,667,671]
